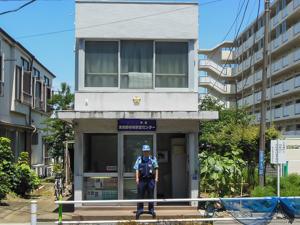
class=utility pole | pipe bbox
[259,0,270,186]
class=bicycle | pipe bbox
[54,173,63,200]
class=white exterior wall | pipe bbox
[75,1,198,39]
[75,1,199,112]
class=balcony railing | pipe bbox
[199,76,232,94]
[199,59,231,76]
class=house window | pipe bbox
[0,54,3,96]
[44,76,50,86]
[85,41,118,87]
[23,70,31,94]
[33,68,40,78]
[155,42,188,88]
[15,66,22,100]
[21,58,30,71]
[32,132,39,145]
[0,54,3,82]
[120,40,153,89]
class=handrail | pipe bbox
[55,196,275,205]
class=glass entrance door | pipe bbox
[122,134,154,199]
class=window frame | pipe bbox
[82,39,190,91]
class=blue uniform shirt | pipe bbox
[133,156,159,171]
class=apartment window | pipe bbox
[296,99,300,114]
[155,42,188,88]
[121,41,153,89]
[15,66,22,100]
[85,41,118,87]
[295,75,300,87]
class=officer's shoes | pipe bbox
[135,211,142,220]
[150,210,156,218]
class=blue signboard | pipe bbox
[118,119,156,131]
[259,150,265,175]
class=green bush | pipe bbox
[279,173,300,196]
[0,137,14,201]
[251,173,300,197]
[12,152,41,197]
[251,185,276,197]
[0,165,10,201]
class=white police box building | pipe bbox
[58,0,218,206]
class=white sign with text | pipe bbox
[271,139,287,164]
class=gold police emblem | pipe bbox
[133,96,141,105]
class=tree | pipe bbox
[199,96,280,196]
[43,83,74,162]
[0,137,13,201]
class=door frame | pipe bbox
[118,132,157,199]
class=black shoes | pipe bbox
[135,210,156,219]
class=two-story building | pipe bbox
[58,0,218,206]
[0,28,55,176]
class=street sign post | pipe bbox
[270,139,287,197]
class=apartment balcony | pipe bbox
[271,21,300,53]
[198,59,232,77]
[234,27,264,59]
[254,102,300,123]
[238,75,300,109]
[271,0,300,30]
[221,50,233,62]
[237,70,262,92]
[199,76,233,95]
[271,47,300,74]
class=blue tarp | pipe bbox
[221,197,278,225]
[280,197,300,219]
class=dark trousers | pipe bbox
[137,179,155,212]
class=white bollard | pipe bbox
[31,200,37,225]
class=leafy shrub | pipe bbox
[0,137,14,200]
[251,174,300,197]
[278,173,300,196]
[0,165,10,201]
[12,152,41,197]
[200,151,245,196]
[251,185,276,197]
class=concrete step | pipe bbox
[72,206,200,221]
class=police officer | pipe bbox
[133,144,159,219]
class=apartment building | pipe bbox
[58,0,218,206]
[0,28,55,176]
[199,0,300,173]
[199,0,300,134]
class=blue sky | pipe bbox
[0,0,263,90]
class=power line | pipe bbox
[0,0,36,16]
[209,0,250,94]
[14,0,224,40]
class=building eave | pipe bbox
[57,110,219,123]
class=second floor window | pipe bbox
[84,40,189,89]
[155,42,188,88]
[85,41,118,87]
[121,41,153,89]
